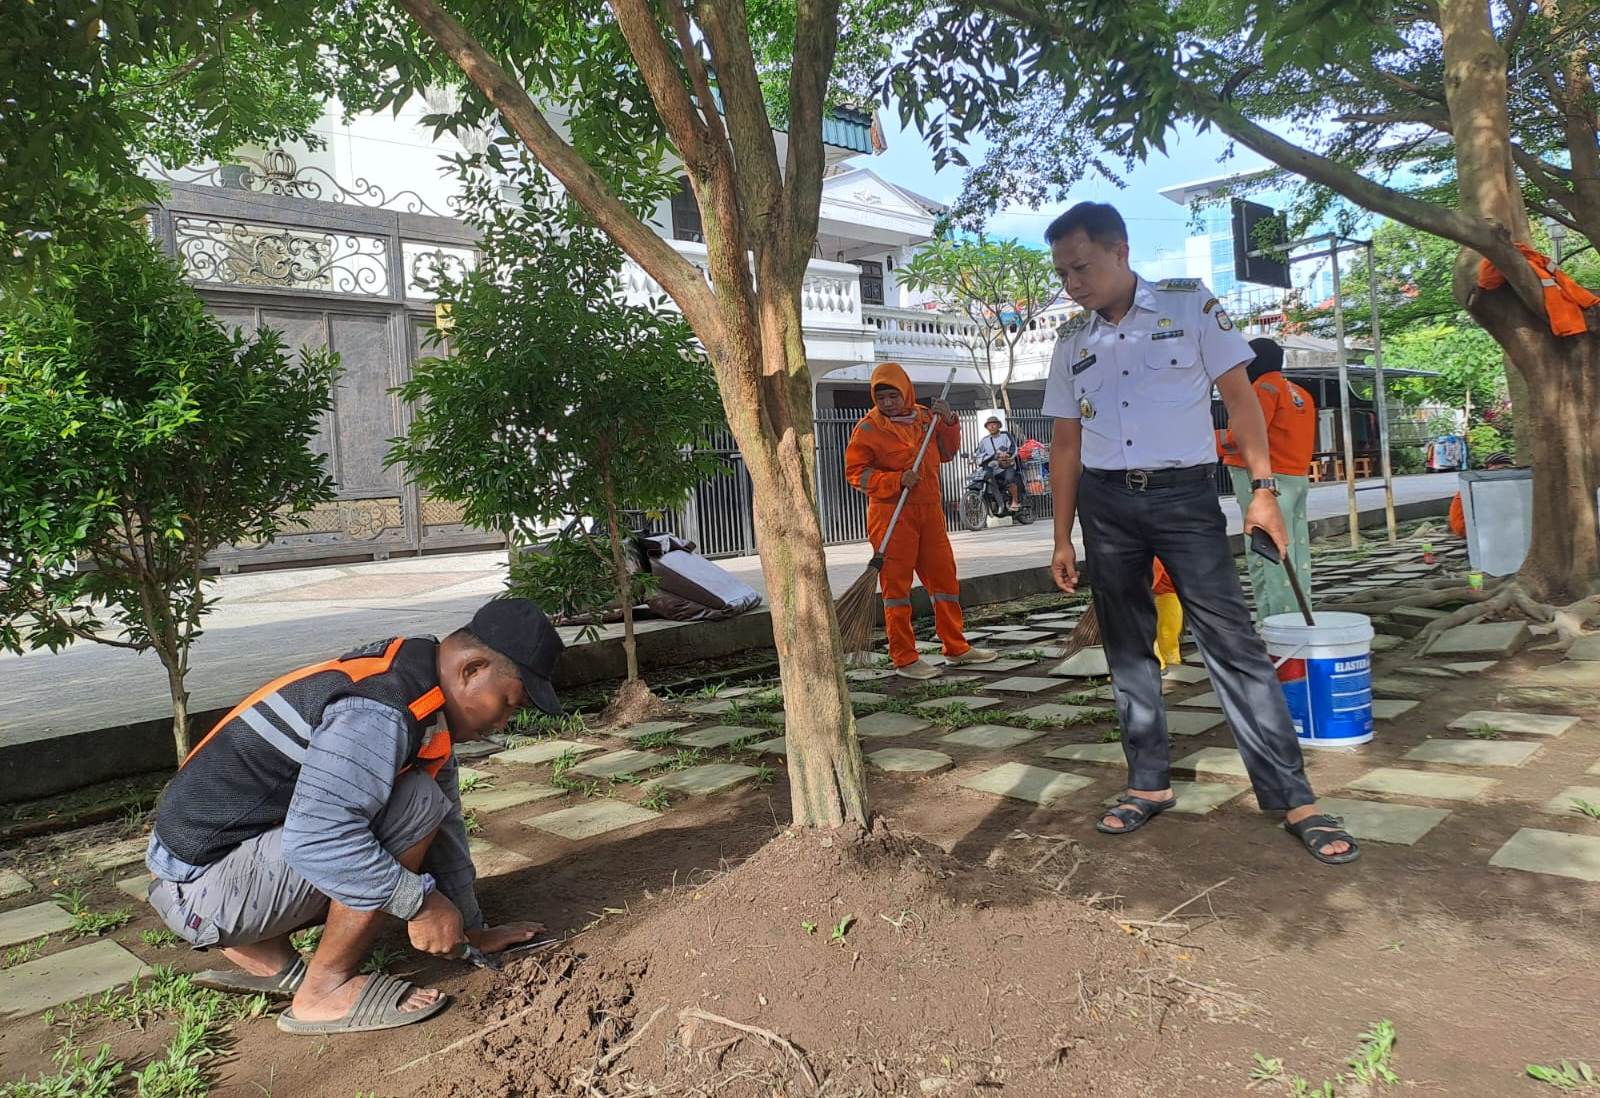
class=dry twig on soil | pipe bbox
[678,1006,821,1091]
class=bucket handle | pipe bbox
[1268,642,1309,671]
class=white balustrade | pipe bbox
[620,239,863,330]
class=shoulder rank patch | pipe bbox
[1202,297,1219,314]
[1057,313,1089,337]
[1157,278,1202,291]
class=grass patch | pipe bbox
[908,680,969,701]
[140,929,182,950]
[457,772,493,794]
[921,702,983,728]
[1570,799,1600,822]
[0,1042,124,1098]
[462,809,483,835]
[53,890,132,939]
[503,709,589,746]
[1099,727,1123,743]
[1467,725,1502,740]
[3,937,46,969]
[755,762,778,785]
[630,729,678,750]
[290,926,322,955]
[1249,1019,1400,1096]
[1527,1060,1599,1091]
[640,787,672,812]
[360,943,400,976]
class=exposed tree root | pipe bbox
[1325,579,1503,617]
[1410,582,1600,652]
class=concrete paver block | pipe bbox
[1066,684,1116,703]
[1589,757,1600,776]
[1173,748,1250,782]
[965,658,1039,673]
[469,838,533,878]
[673,725,766,750]
[1566,634,1600,662]
[913,695,1001,713]
[1161,665,1209,684]
[0,902,74,948]
[457,766,492,786]
[1342,767,1496,803]
[1444,661,1497,674]
[1403,739,1543,768]
[524,801,661,840]
[78,838,148,874]
[1174,691,1224,710]
[1182,649,1208,666]
[987,629,1054,643]
[1309,797,1450,846]
[846,668,896,682]
[495,739,604,766]
[0,939,150,1020]
[867,748,954,774]
[0,870,32,900]
[748,736,787,756]
[1539,786,1600,818]
[613,720,693,742]
[464,782,565,814]
[643,763,759,796]
[855,711,932,739]
[1050,648,1109,677]
[1395,665,1459,680]
[1489,828,1600,883]
[1373,677,1431,699]
[982,675,1061,694]
[1102,781,1245,815]
[959,762,1093,804]
[1165,711,1228,737]
[1045,742,1126,765]
[1013,703,1101,726]
[1447,710,1579,738]
[569,749,669,780]
[938,724,1046,751]
[1393,605,1449,626]
[1425,621,1530,657]
[1371,699,1420,720]
[116,874,152,902]
[1370,635,1403,652]
[849,691,891,707]
[684,698,739,716]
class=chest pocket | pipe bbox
[1073,368,1114,437]
[1142,340,1204,405]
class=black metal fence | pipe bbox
[648,409,1060,559]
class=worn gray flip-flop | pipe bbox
[193,955,307,1001]
[275,972,450,1036]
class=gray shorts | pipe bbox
[147,771,449,950]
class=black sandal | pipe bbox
[1096,793,1178,835]
[1285,814,1362,865]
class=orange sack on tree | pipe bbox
[843,362,971,669]
[1477,242,1600,337]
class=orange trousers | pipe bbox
[869,501,970,668]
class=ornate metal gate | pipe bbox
[148,170,501,570]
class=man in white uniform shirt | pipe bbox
[1042,202,1357,865]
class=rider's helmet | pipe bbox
[984,414,1003,429]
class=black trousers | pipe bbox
[1077,469,1315,811]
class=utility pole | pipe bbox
[1367,240,1397,542]
[1330,236,1361,548]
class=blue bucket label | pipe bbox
[1278,652,1373,745]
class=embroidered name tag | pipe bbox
[1151,329,1185,341]
[1071,354,1097,375]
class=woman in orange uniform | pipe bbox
[844,363,997,679]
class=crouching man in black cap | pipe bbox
[141,598,564,1036]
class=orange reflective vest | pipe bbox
[1216,372,1317,476]
[1477,243,1600,337]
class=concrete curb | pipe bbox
[3,494,1448,802]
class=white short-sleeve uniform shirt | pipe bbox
[1042,276,1255,471]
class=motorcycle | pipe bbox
[960,454,1034,531]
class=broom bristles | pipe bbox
[835,564,883,657]
[1060,600,1102,657]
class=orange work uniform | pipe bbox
[1449,493,1466,538]
[843,362,971,668]
[1216,372,1317,475]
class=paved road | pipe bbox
[1,474,1455,749]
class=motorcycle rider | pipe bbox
[975,414,1025,515]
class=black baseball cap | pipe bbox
[468,598,565,714]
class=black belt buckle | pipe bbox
[1124,469,1150,491]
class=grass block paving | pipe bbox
[643,763,759,797]
[469,838,534,878]
[982,675,1061,694]
[569,749,670,780]
[1342,768,1497,803]
[0,902,74,948]
[855,711,933,739]
[524,801,661,841]
[612,721,693,742]
[1310,797,1451,846]
[673,725,766,750]
[959,763,1093,805]
[1013,703,1102,726]
[0,870,31,900]
[1045,742,1126,765]
[78,837,148,873]
[868,748,955,774]
[938,724,1046,751]
[1403,739,1543,768]
[1425,621,1530,658]
[1447,711,1579,738]
[913,695,1001,713]
[0,940,150,1020]
[463,782,565,814]
[1539,786,1600,818]
[1173,748,1251,782]
[1489,828,1600,883]
[496,740,604,766]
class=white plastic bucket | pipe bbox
[1262,611,1374,748]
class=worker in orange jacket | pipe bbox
[1151,558,1183,669]
[844,363,997,679]
[1215,338,1316,622]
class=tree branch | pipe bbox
[695,0,784,244]
[1501,0,1533,57]
[775,0,842,279]
[663,0,729,155]
[610,0,713,165]
[388,0,724,352]
[1333,109,1453,129]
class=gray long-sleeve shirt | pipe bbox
[147,696,481,929]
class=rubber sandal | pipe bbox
[193,955,307,1001]
[275,972,450,1035]
[1095,793,1178,835]
[1285,813,1362,865]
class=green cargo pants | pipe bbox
[1229,467,1311,624]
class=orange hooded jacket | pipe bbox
[844,362,961,509]
[1477,243,1600,337]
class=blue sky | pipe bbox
[864,109,1280,276]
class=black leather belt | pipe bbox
[1083,465,1214,491]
